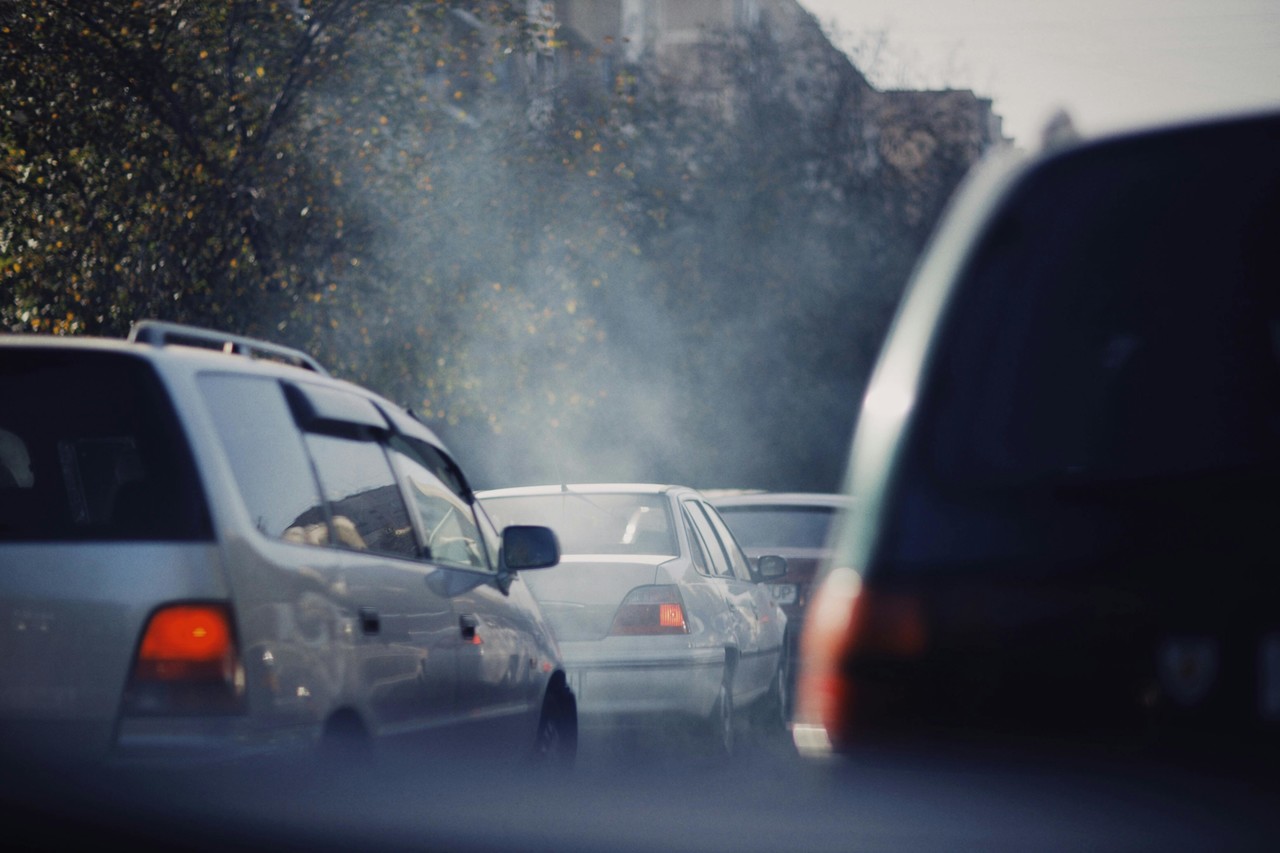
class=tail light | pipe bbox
[123,603,246,715]
[793,568,926,755]
[609,585,689,636]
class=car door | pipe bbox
[384,432,545,755]
[288,382,460,740]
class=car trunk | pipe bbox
[520,554,668,642]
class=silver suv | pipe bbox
[0,321,575,767]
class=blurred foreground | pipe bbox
[5,725,1278,853]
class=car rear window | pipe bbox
[0,349,212,542]
[716,505,843,550]
[877,116,1280,575]
[927,118,1280,489]
[482,492,677,556]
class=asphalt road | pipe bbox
[5,722,1278,852]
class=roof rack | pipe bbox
[127,320,330,376]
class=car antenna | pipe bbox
[549,434,572,494]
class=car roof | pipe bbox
[1,327,453,454]
[477,483,695,499]
[707,492,855,509]
[0,329,325,378]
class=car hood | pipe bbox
[521,554,673,642]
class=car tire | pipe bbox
[531,682,578,767]
[318,710,373,768]
[756,648,792,735]
[708,681,735,757]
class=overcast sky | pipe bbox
[798,0,1280,147]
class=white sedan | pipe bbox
[477,483,788,754]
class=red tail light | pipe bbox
[609,585,689,636]
[793,568,926,754]
[124,603,246,715]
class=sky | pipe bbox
[798,0,1280,147]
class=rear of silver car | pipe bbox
[0,342,242,764]
[528,554,728,722]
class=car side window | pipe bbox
[302,432,418,559]
[681,507,712,576]
[198,374,327,543]
[473,502,503,571]
[386,435,488,571]
[700,503,754,581]
[685,501,733,577]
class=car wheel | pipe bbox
[708,681,735,757]
[531,682,578,767]
[319,710,373,768]
[760,650,792,733]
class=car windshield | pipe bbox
[482,492,677,556]
[715,505,842,550]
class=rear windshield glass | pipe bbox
[0,349,212,542]
[716,505,843,550]
[876,118,1280,576]
[927,119,1280,488]
[482,492,676,556]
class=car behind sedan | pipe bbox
[478,484,788,754]
[711,492,853,719]
[710,492,852,627]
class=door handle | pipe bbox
[358,606,380,635]
[459,613,481,644]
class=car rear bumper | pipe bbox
[111,714,314,767]
[559,640,725,720]
[0,714,312,770]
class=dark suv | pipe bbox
[0,321,575,766]
[793,109,1280,774]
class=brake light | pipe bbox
[124,603,246,715]
[610,585,689,636]
[793,568,926,755]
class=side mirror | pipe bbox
[502,525,560,571]
[756,554,787,580]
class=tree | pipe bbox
[1,1,996,492]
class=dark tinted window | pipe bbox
[881,116,1280,575]
[716,505,842,549]
[930,118,1280,487]
[199,374,325,542]
[0,350,211,542]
